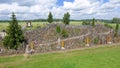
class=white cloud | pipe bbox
[0,0,120,20]
[0,3,29,13]
[63,0,91,10]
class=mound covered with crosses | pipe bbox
[23,23,117,53]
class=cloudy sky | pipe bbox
[0,0,120,20]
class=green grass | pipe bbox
[0,21,120,30]
[0,22,47,30]
[0,21,82,30]
[70,21,82,25]
[0,45,120,68]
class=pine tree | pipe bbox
[63,12,70,25]
[3,13,24,50]
[47,12,53,23]
[114,24,119,37]
[92,18,95,26]
[56,25,61,34]
[56,25,61,38]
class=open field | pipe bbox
[0,22,47,30]
[0,21,82,30]
[70,21,82,25]
[0,44,120,68]
[0,21,119,31]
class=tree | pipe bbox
[56,25,61,38]
[104,23,113,29]
[63,12,70,25]
[47,12,53,23]
[92,18,95,26]
[112,18,120,24]
[56,25,61,34]
[3,13,24,50]
[82,20,90,25]
[114,24,119,37]
[61,29,69,38]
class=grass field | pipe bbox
[0,44,120,68]
[0,21,83,30]
[0,22,47,30]
[0,21,119,30]
[0,21,119,31]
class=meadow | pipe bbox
[0,21,119,31]
[0,44,120,68]
[0,22,45,30]
[0,21,83,30]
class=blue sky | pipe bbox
[0,0,120,20]
[56,0,74,6]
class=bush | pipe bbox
[61,29,69,38]
[35,24,41,29]
[104,23,113,29]
[114,24,119,37]
[56,25,61,34]
[82,21,90,25]
[93,38,99,44]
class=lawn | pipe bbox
[0,44,120,68]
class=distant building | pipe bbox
[26,20,32,27]
[0,30,6,39]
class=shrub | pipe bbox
[36,25,41,28]
[56,25,61,34]
[82,21,90,25]
[114,24,119,37]
[93,38,99,44]
[104,23,113,29]
[61,29,69,38]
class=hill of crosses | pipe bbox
[23,23,120,54]
[0,22,120,55]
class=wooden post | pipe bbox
[107,35,112,44]
[61,41,65,49]
[30,42,34,54]
[30,42,34,49]
[24,44,30,58]
[57,38,60,49]
[85,37,90,46]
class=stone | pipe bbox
[0,47,3,54]
[0,30,6,39]
[107,42,112,44]
[61,47,65,50]
[58,38,60,46]
[23,53,30,58]
[26,21,32,27]
[86,44,90,46]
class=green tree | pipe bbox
[112,18,120,24]
[61,29,69,38]
[3,13,24,50]
[63,12,70,25]
[56,25,61,38]
[56,25,61,34]
[92,18,95,26]
[47,12,53,23]
[82,20,90,25]
[104,23,113,29]
[114,24,119,37]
